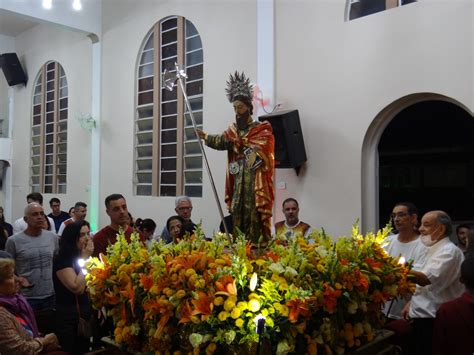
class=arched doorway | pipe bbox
[361,93,473,233]
[378,101,474,226]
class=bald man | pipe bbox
[401,210,464,355]
[5,203,59,312]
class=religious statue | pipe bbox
[197,72,275,245]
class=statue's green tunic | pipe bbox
[206,120,274,244]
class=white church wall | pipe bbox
[0,35,15,140]
[10,23,92,220]
[99,0,258,234]
[5,0,471,237]
[273,0,473,236]
[0,35,16,213]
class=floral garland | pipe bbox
[85,224,413,354]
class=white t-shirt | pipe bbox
[13,216,55,235]
[383,234,427,319]
[57,218,75,237]
[409,237,465,318]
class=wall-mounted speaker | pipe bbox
[259,109,307,174]
[0,53,27,86]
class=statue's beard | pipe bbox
[236,111,250,130]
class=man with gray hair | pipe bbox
[5,203,59,312]
[401,210,464,355]
[161,196,197,243]
[13,192,54,234]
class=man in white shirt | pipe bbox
[12,192,54,234]
[383,202,426,320]
[402,210,464,355]
[57,201,87,236]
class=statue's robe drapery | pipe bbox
[206,120,274,244]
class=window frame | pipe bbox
[134,16,203,197]
[31,61,68,194]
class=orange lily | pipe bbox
[215,275,237,296]
[286,299,310,323]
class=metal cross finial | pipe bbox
[161,63,232,244]
[162,64,188,92]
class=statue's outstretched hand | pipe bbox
[196,129,207,140]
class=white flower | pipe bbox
[347,301,358,314]
[315,246,328,258]
[284,267,298,279]
[224,330,236,344]
[189,333,203,348]
[276,340,291,354]
[269,262,285,275]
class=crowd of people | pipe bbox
[0,192,473,354]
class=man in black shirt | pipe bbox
[47,198,70,233]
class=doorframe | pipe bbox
[361,93,472,233]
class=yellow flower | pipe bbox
[280,305,289,317]
[236,301,248,310]
[248,299,261,312]
[214,296,224,306]
[261,308,269,317]
[218,311,229,321]
[235,318,244,328]
[188,274,198,285]
[255,259,266,266]
[248,293,259,300]
[175,290,186,299]
[231,307,241,319]
[206,343,217,355]
[224,298,236,311]
[194,279,206,289]
[185,268,196,278]
[164,288,175,297]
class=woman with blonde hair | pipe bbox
[0,251,60,354]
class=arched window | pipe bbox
[346,0,417,21]
[31,61,68,193]
[135,16,203,197]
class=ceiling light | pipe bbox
[42,0,52,9]
[72,0,82,11]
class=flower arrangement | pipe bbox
[86,224,413,354]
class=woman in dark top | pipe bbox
[0,207,13,237]
[53,220,94,354]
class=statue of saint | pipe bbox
[197,72,275,245]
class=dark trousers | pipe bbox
[412,318,434,355]
[28,295,56,334]
[55,304,91,354]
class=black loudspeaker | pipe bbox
[259,109,307,174]
[0,53,27,86]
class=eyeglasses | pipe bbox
[391,212,409,219]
